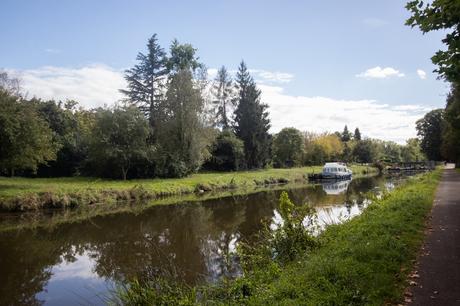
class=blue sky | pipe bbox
[0,0,450,142]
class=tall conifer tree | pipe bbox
[233,61,271,169]
[120,34,168,141]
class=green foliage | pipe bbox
[121,36,211,177]
[406,0,460,83]
[0,90,59,175]
[205,130,244,171]
[116,278,196,306]
[32,99,90,177]
[273,191,317,262]
[233,61,271,169]
[353,139,377,163]
[406,1,460,166]
[252,171,441,305]
[154,69,211,177]
[0,70,21,96]
[354,127,361,141]
[381,140,402,163]
[416,108,444,160]
[212,66,235,129]
[302,132,343,165]
[120,34,168,138]
[442,84,460,165]
[87,106,152,180]
[341,125,351,142]
[401,138,426,162]
[272,127,304,168]
[167,39,203,73]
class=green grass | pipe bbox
[116,170,442,305]
[250,170,441,305]
[0,165,376,211]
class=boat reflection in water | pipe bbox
[321,179,352,195]
[314,178,366,231]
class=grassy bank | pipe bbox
[116,170,441,305]
[0,165,376,211]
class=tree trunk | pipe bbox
[121,166,128,181]
[10,168,15,177]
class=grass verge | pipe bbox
[0,165,376,211]
[115,169,442,305]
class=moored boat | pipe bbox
[308,162,352,181]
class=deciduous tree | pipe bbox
[406,0,460,82]
[0,90,58,176]
[88,106,152,180]
[416,109,444,161]
[212,66,235,129]
[273,128,304,168]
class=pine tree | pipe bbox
[120,34,168,140]
[341,125,351,142]
[233,61,271,169]
[212,66,235,129]
[354,127,362,141]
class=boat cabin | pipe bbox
[321,162,352,179]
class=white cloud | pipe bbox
[417,69,427,80]
[259,85,429,144]
[249,69,294,84]
[207,68,218,79]
[8,64,429,143]
[52,251,99,281]
[8,64,126,108]
[356,66,405,79]
[207,68,294,84]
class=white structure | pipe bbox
[322,179,351,195]
[321,162,352,179]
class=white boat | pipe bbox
[321,162,352,179]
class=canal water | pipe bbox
[0,175,400,305]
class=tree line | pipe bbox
[406,0,460,166]
[0,35,427,179]
[272,126,424,168]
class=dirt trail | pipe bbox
[408,165,460,305]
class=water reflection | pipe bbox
[0,175,398,306]
[322,179,351,195]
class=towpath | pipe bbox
[408,164,460,305]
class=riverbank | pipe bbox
[0,165,377,211]
[116,170,441,305]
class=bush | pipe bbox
[203,130,245,171]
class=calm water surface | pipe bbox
[0,175,401,305]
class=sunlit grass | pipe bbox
[0,165,376,210]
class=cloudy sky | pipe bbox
[0,0,449,143]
